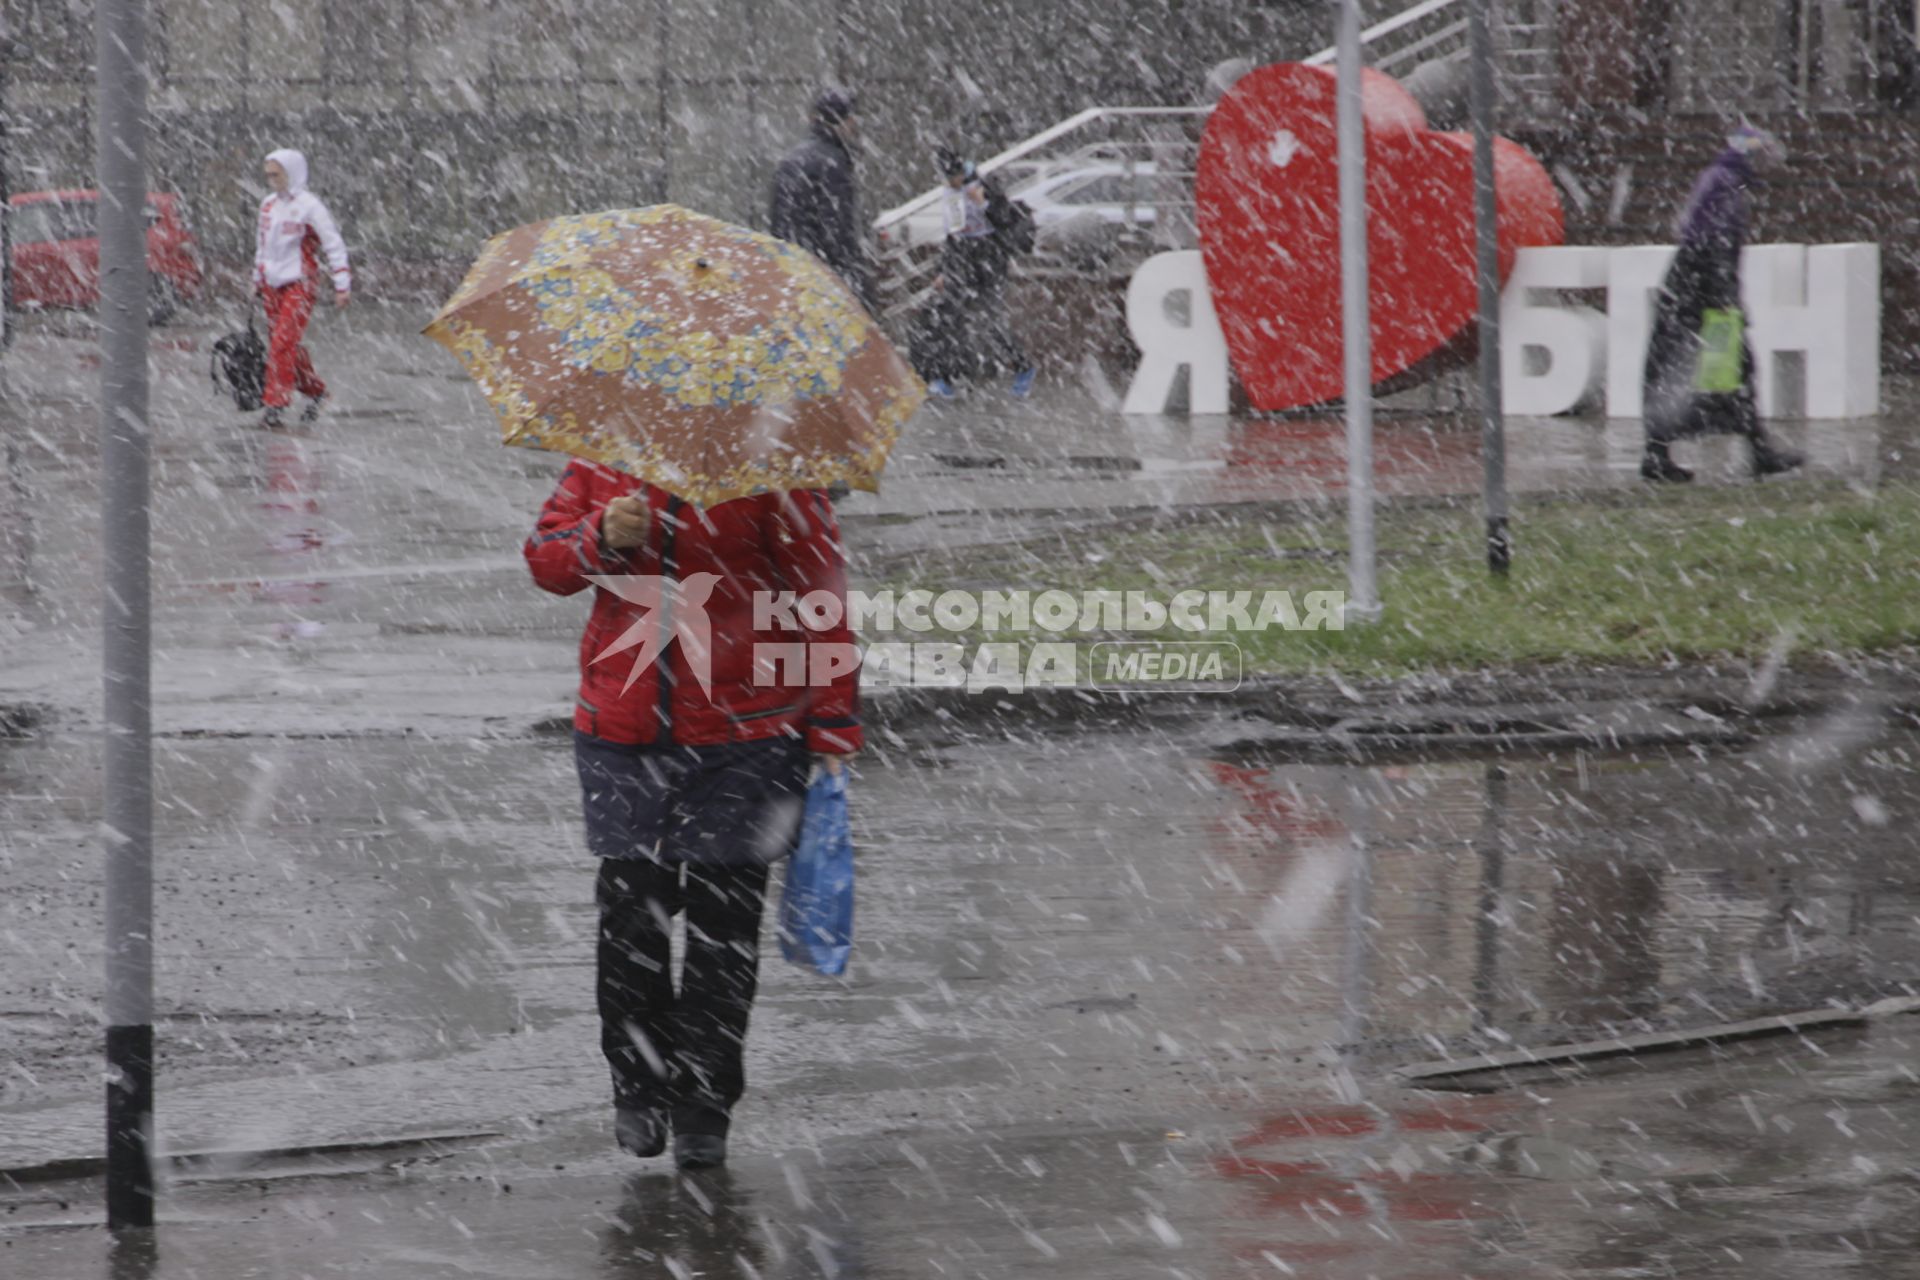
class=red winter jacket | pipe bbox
[525,460,862,753]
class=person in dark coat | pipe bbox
[770,86,873,310]
[526,460,862,1170]
[1640,124,1803,483]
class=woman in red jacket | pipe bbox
[525,459,861,1170]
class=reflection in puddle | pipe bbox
[599,1168,861,1280]
[258,436,331,629]
[107,1232,160,1280]
[1199,735,1920,1059]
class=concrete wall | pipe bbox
[1,0,1328,289]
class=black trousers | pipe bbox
[965,273,1031,379]
[596,857,770,1136]
[913,238,1029,383]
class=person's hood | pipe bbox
[811,85,857,126]
[1727,123,1785,165]
[1674,148,1753,242]
[808,120,849,154]
[266,148,309,197]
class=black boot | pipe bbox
[1750,435,1805,478]
[1640,442,1693,483]
[674,1132,727,1170]
[614,1106,668,1158]
[672,1101,730,1169]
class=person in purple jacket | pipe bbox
[1640,124,1804,483]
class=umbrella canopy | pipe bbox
[425,205,922,506]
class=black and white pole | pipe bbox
[1336,0,1382,624]
[1470,0,1510,574]
[98,0,155,1231]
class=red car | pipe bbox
[8,189,204,323]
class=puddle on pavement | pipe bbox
[871,708,1920,1074]
[0,732,586,1105]
[6,704,1917,1110]
[6,696,1920,1277]
[9,1024,1920,1280]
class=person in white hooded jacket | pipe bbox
[254,148,350,427]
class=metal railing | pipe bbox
[869,106,1209,324]
[1302,0,1471,76]
[869,0,1495,327]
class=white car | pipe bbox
[877,162,1163,253]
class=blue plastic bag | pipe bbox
[779,768,855,976]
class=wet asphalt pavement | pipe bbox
[12,1012,1920,1280]
[4,308,1920,1275]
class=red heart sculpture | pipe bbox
[1195,63,1564,411]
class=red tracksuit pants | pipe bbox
[261,282,326,409]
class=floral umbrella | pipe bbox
[424,205,922,507]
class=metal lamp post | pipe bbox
[1470,0,1510,574]
[1336,0,1382,624]
[97,0,156,1231]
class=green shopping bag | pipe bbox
[1695,307,1745,393]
